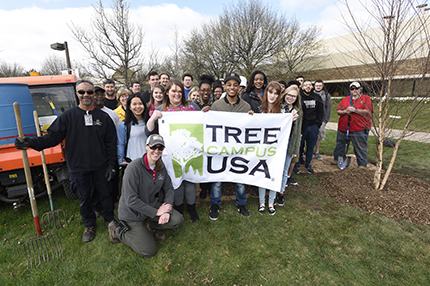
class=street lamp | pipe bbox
[50,41,72,75]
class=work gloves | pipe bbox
[105,163,116,182]
[15,137,31,150]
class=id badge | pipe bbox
[84,112,93,126]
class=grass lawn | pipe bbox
[1,133,429,285]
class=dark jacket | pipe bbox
[300,90,324,133]
[118,155,174,222]
[241,90,263,113]
[29,106,117,173]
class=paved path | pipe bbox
[326,122,430,143]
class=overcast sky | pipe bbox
[0,0,382,71]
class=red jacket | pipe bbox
[337,94,373,132]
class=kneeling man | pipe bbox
[109,134,184,258]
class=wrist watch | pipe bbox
[355,108,358,112]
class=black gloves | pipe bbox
[105,164,116,182]
[15,137,31,150]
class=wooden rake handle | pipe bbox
[13,102,43,235]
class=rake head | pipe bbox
[23,232,63,269]
[42,209,66,229]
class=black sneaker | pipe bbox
[258,205,266,215]
[305,164,315,174]
[210,204,220,221]
[288,177,298,186]
[82,226,95,242]
[315,153,323,160]
[276,193,284,206]
[108,220,120,244]
[293,164,300,174]
[268,206,276,215]
[237,205,250,217]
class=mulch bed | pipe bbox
[318,168,430,225]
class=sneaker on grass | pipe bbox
[268,206,276,215]
[275,193,284,206]
[82,226,95,242]
[237,205,250,217]
[315,153,323,160]
[258,205,266,215]
[305,164,315,174]
[288,177,298,186]
[210,204,220,221]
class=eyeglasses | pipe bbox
[303,83,312,87]
[285,93,297,98]
[77,90,94,95]
[350,87,359,91]
[149,145,165,151]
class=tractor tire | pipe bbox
[62,179,78,200]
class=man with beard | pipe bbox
[94,86,120,128]
[103,79,118,110]
[293,80,323,175]
[15,80,117,242]
[159,73,170,88]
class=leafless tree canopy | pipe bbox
[0,61,25,77]
[341,0,430,190]
[39,54,67,75]
[181,0,321,79]
[69,0,144,87]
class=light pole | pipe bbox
[50,41,72,75]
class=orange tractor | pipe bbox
[0,75,80,208]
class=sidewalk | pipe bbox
[326,122,430,143]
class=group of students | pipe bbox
[15,70,334,258]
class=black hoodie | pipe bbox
[300,89,324,133]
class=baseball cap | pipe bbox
[224,72,241,84]
[146,134,165,147]
[350,81,361,88]
[94,86,105,92]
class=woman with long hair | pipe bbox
[257,82,284,215]
[241,70,268,112]
[276,85,302,206]
[147,84,165,117]
[117,93,150,166]
[147,79,199,223]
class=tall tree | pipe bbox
[69,0,144,87]
[181,0,317,79]
[341,0,430,190]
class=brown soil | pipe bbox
[197,154,430,225]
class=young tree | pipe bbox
[69,0,144,87]
[341,0,430,190]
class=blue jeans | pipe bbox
[258,187,276,205]
[280,154,293,193]
[334,129,369,167]
[210,182,247,207]
[296,124,319,167]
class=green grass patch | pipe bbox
[1,175,430,285]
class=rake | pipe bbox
[33,110,66,228]
[23,232,63,269]
[14,102,63,269]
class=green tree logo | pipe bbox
[168,124,204,178]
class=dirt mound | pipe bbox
[319,168,430,225]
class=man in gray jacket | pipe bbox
[108,134,184,258]
[313,80,331,160]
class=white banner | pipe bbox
[158,111,292,192]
